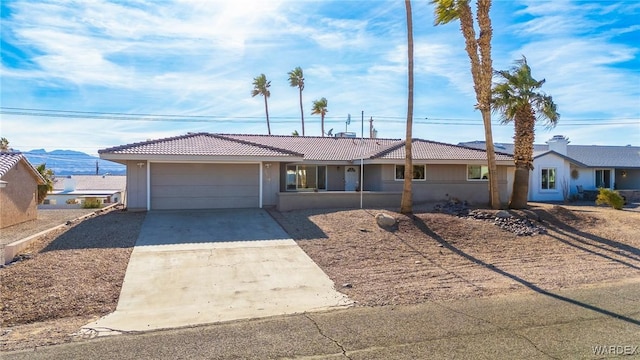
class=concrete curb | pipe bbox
[1,203,121,265]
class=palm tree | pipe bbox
[400,0,414,214]
[288,67,305,136]
[0,137,9,152]
[36,163,54,204]
[493,56,560,209]
[432,0,501,209]
[251,74,272,135]
[311,97,328,136]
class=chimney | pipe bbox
[546,135,569,155]
[63,176,76,192]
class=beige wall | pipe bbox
[126,160,148,211]
[326,165,344,191]
[262,162,280,206]
[378,164,510,205]
[277,191,401,211]
[0,161,39,228]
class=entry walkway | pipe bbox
[83,209,352,335]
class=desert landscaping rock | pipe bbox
[375,213,396,228]
[434,200,546,236]
[432,199,470,216]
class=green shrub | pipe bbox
[82,198,103,209]
[595,188,624,210]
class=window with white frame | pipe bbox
[395,165,426,181]
[541,168,556,190]
[467,165,489,181]
[286,165,327,191]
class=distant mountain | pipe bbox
[21,149,126,175]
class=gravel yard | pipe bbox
[2,202,639,352]
[271,203,640,305]
[1,208,146,351]
[0,208,99,246]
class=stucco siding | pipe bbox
[150,163,259,209]
[530,155,570,202]
[262,162,280,206]
[125,161,147,211]
[363,164,383,191]
[615,169,640,190]
[0,161,39,228]
[326,165,344,191]
[379,164,509,205]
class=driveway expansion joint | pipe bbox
[304,313,352,360]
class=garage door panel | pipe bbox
[151,185,259,197]
[152,195,258,210]
[153,177,258,186]
[151,163,259,210]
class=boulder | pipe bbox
[375,213,396,228]
[496,210,512,219]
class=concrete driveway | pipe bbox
[83,209,352,335]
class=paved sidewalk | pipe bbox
[6,278,639,359]
[82,209,352,334]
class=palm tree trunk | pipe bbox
[457,0,501,209]
[299,89,305,136]
[510,166,529,208]
[482,111,501,209]
[264,96,271,135]
[509,106,535,209]
[400,0,414,214]
[321,114,325,137]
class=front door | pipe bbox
[345,166,359,191]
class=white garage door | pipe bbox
[150,163,259,210]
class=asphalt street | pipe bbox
[5,278,639,359]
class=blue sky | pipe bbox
[1,0,639,156]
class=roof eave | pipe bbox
[99,153,303,163]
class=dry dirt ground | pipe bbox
[1,209,146,352]
[2,202,639,352]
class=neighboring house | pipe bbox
[99,133,514,211]
[47,175,126,206]
[0,152,46,228]
[460,135,640,202]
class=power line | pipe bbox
[1,107,638,125]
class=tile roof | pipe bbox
[222,134,400,161]
[52,175,126,191]
[99,133,303,157]
[0,152,46,183]
[0,152,23,178]
[374,139,513,161]
[459,141,640,168]
[99,133,512,162]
